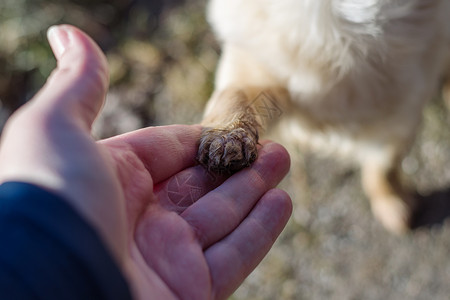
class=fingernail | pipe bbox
[47,25,71,57]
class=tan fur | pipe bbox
[198,0,450,233]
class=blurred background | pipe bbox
[0,0,217,137]
[2,1,450,299]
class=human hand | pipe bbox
[0,25,292,299]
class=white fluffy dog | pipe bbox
[197,0,450,233]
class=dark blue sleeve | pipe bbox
[0,182,133,300]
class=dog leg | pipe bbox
[198,45,288,173]
[361,154,414,234]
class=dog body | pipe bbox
[199,0,450,233]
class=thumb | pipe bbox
[33,24,109,131]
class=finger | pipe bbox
[0,24,110,184]
[100,125,203,184]
[181,142,291,249]
[206,189,292,300]
[32,24,109,131]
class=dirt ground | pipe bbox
[2,1,450,299]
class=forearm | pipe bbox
[0,182,132,300]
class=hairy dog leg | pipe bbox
[198,45,289,173]
[361,149,416,234]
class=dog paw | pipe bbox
[197,127,258,174]
[371,194,415,234]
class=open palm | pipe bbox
[102,126,291,299]
[0,25,292,300]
